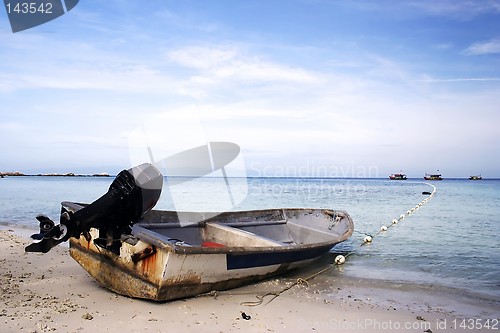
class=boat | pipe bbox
[389,173,407,180]
[67,206,354,301]
[469,175,482,180]
[424,173,443,181]
[26,163,354,301]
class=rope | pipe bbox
[240,266,331,307]
[241,182,437,306]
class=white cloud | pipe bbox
[168,47,238,69]
[167,46,323,84]
[1,2,499,176]
[407,0,500,19]
[153,9,221,33]
[341,0,500,20]
[417,75,500,83]
[463,38,500,55]
[0,64,177,93]
[432,43,453,51]
[224,60,320,83]
[0,121,27,132]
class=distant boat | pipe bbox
[424,173,443,181]
[389,173,407,180]
[469,175,482,180]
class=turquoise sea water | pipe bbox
[1,176,499,303]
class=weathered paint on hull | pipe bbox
[69,237,320,301]
[67,208,354,301]
[70,242,160,300]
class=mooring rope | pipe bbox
[242,182,437,307]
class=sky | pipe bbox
[1,0,500,178]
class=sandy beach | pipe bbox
[1,228,498,333]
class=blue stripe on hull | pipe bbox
[226,245,333,270]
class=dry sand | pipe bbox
[1,228,498,333]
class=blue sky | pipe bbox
[1,0,500,177]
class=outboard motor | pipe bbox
[26,163,163,253]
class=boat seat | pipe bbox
[202,223,284,247]
[287,222,340,244]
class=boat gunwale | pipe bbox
[132,207,354,255]
[132,224,352,255]
[62,203,354,256]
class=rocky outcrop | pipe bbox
[1,171,111,177]
[0,171,25,177]
[92,172,110,177]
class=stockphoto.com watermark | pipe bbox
[297,317,459,331]
[247,177,373,200]
[126,110,380,223]
[249,161,380,179]
[3,0,80,33]
[247,162,379,198]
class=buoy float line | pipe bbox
[336,182,436,265]
[239,182,437,307]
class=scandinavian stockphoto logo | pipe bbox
[127,112,248,226]
[3,0,79,33]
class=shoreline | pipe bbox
[2,174,500,180]
[0,172,111,177]
[1,228,498,332]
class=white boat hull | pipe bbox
[69,208,354,301]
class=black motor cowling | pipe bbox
[25,163,163,253]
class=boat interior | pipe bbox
[61,202,350,250]
[135,209,345,249]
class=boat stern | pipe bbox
[69,229,169,301]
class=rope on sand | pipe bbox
[242,182,437,307]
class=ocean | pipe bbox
[1,175,499,304]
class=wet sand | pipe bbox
[1,228,498,332]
